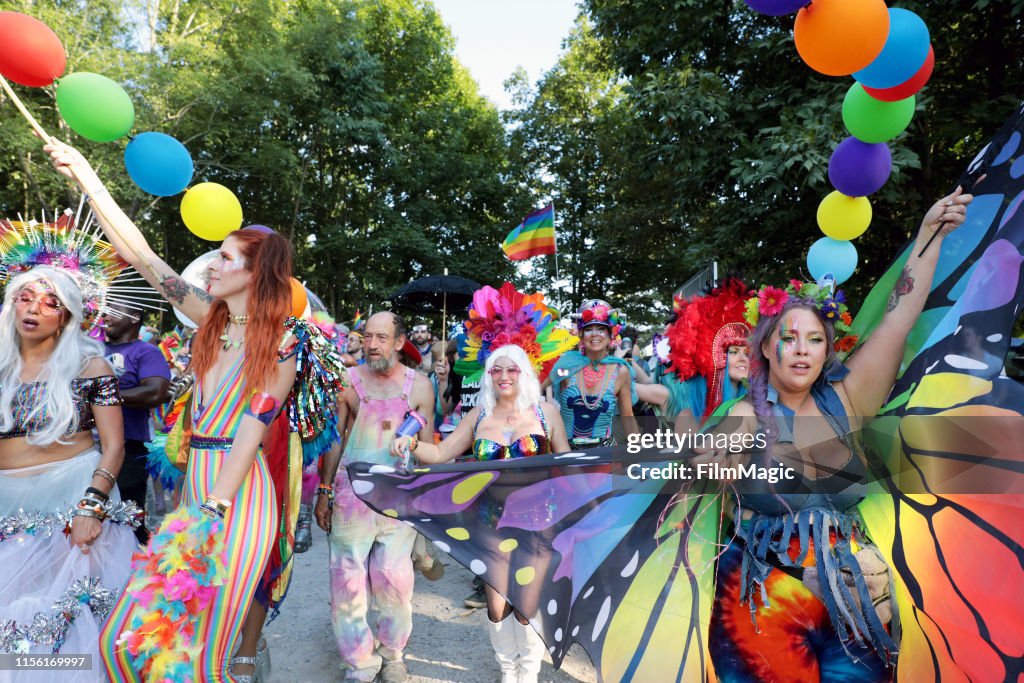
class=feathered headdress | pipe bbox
[0,205,162,330]
[666,277,753,418]
[454,282,579,382]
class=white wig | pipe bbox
[0,266,105,445]
[479,344,542,416]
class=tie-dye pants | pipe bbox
[329,469,416,681]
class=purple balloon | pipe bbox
[243,224,274,234]
[744,0,808,16]
[828,137,892,197]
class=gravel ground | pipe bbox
[263,530,598,683]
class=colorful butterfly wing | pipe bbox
[854,101,1024,682]
[348,450,720,683]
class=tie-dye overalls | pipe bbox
[329,366,417,681]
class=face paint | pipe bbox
[246,392,280,426]
[776,319,788,364]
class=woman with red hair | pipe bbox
[45,139,329,683]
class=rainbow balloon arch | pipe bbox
[745,0,934,286]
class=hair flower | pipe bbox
[744,297,760,327]
[758,286,789,317]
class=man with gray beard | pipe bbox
[315,312,434,683]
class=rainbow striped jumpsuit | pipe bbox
[101,356,278,682]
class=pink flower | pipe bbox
[789,279,804,292]
[758,286,789,317]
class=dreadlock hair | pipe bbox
[191,228,293,393]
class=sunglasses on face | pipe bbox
[14,290,64,317]
[488,365,521,377]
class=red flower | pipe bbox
[582,309,594,322]
[789,279,804,291]
[840,310,853,326]
[758,286,789,317]
[835,335,858,352]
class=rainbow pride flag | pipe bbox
[502,204,556,260]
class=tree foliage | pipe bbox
[0,0,519,325]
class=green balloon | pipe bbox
[842,83,915,144]
[56,72,134,142]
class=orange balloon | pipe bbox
[794,0,889,76]
[289,278,307,318]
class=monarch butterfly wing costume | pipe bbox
[349,451,722,683]
[851,101,1024,682]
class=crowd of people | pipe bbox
[0,125,1016,683]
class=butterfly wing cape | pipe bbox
[349,451,721,682]
[852,101,1024,682]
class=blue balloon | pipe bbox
[124,132,194,196]
[743,0,807,16]
[807,237,858,285]
[854,8,930,90]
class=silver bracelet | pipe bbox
[92,468,116,486]
[73,508,104,520]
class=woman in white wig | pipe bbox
[0,259,140,681]
[392,344,570,683]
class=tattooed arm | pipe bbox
[43,138,214,323]
[843,186,975,419]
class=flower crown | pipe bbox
[744,279,858,353]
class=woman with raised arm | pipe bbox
[393,345,570,683]
[695,188,974,681]
[45,139,344,683]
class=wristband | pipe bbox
[85,486,109,501]
[205,495,232,517]
[316,484,334,503]
[199,503,222,519]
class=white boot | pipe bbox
[512,619,544,683]
[486,615,519,683]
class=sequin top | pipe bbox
[0,375,123,440]
[472,404,552,461]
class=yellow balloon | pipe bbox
[817,191,872,240]
[180,182,243,241]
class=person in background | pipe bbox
[410,322,434,374]
[103,302,171,544]
[347,329,365,366]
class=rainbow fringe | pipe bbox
[118,506,227,682]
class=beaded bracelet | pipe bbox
[92,468,116,486]
[316,484,334,502]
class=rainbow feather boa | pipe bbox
[117,506,227,682]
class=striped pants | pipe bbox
[100,447,277,682]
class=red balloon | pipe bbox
[0,12,66,87]
[863,45,935,102]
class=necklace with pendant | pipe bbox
[220,314,248,351]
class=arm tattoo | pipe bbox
[246,392,281,426]
[887,266,915,312]
[160,275,213,305]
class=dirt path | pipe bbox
[265,531,598,683]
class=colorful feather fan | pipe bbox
[454,282,578,382]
